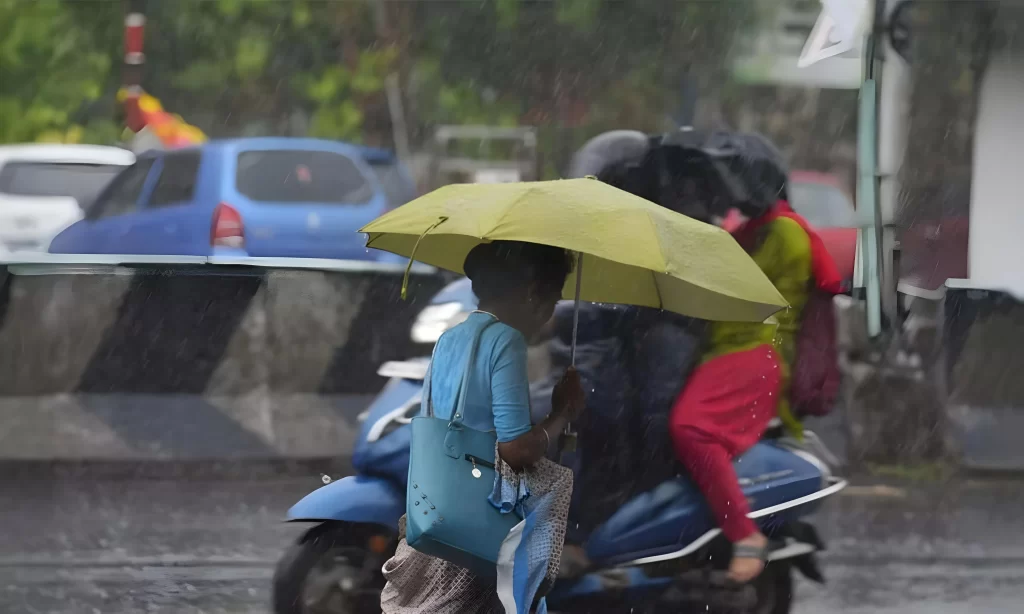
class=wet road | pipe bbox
[2,475,1023,613]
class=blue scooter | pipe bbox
[274,278,847,614]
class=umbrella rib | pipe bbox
[651,270,667,311]
[641,211,671,310]
[491,184,539,241]
[643,210,670,275]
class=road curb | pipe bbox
[0,556,275,568]
[0,457,351,480]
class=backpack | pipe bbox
[790,289,841,417]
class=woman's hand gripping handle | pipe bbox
[498,368,585,470]
[551,367,586,452]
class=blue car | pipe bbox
[49,138,416,260]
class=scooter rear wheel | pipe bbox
[652,562,792,614]
[749,562,793,614]
[273,522,392,614]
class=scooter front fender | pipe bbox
[286,475,404,528]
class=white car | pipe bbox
[0,144,135,252]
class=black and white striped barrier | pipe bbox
[0,256,444,461]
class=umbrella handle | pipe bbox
[569,251,583,366]
[563,251,583,451]
[400,216,448,300]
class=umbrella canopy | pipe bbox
[360,178,787,323]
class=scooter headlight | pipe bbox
[410,302,469,344]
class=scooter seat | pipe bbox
[584,441,826,566]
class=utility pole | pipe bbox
[799,0,884,336]
[371,0,412,162]
[860,0,913,334]
[855,0,885,338]
[122,0,146,96]
[876,0,912,324]
[675,74,699,129]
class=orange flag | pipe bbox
[118,87,206,148]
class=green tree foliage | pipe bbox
[0,0,119,143]
[144,0,386,141]
[406,0,757,174]
[0,0,758,162]
[412,1,754,131]
[900,0,1000,224]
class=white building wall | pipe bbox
[969,28,1024,294]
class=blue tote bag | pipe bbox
[405,321,523,578]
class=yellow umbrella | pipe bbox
[360,178,786,326]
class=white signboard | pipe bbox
[473,169,521,184]
[798,0,872,68]
[732,1,863,89]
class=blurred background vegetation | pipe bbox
[4,0,998,184]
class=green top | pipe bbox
[703,217,812,436]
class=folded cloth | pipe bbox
[491,445,574,614]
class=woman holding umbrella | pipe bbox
[380,241,586,613]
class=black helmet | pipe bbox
[700,131,789,218]
[648,129,788,220]
[568,128,788,221]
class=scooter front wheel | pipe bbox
[273,522,394,614]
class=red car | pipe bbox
[788,170,857,282]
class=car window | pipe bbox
[0,161,127,209]
[368,160,415,208]
[89,158,156,220]
[788,181,857,228]
[147,151,201,208]
[235,150,373,204]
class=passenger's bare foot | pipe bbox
[727,532,767,583]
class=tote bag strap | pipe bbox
[421,341,439,417]
[422,319,497,425]
[449,320,496,427]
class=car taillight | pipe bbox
[211,202,244,248]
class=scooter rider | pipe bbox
[552,130,718,572]
[668,131,843,584]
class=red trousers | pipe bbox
[669,345,781,542]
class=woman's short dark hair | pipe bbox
[463,241,575,302]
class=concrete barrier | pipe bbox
[944,281,1024,471]
[0,257,444,461]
